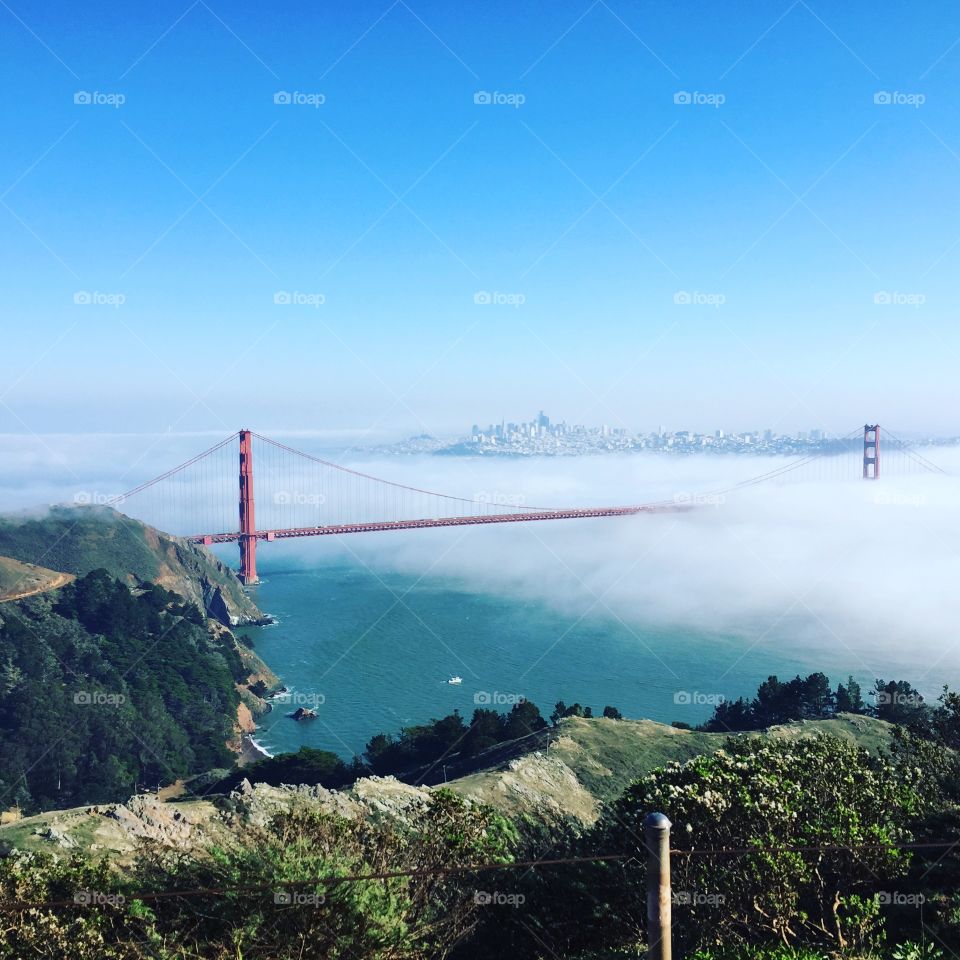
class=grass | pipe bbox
[0,505,162,583]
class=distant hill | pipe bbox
[0,505,263,625]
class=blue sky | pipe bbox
[2,0,959,439]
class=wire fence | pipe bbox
[2,837,958,913]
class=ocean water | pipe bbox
[233,554,894,761]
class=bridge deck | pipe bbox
[187,504,689,544]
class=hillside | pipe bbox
[0,505,263,625]
[0,508,284,816]
[0,570,284,814]
[448,712,895,826]
[0,556,72,602]
[0,712,897,863]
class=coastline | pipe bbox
[238,734,273,766]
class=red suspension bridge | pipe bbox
[106,425,944,584]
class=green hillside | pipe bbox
[450,712,897,824]
[0,570,246,812]
[0,505,262,624]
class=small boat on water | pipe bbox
[447,676,463,685]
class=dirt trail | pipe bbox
[0,572,75,603]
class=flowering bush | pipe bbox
[600,736,926,952]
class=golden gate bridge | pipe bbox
[106,425,945,584]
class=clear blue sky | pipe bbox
[1,0,959,439]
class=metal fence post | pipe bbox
[645,812,672,960]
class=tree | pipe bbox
[701,696,753,732]
[218,747,350,792]
[462,708,503,757]
[427,711,467,753]
[929,686,960,747]
[602,705,622,720]
[703,672,854,733]
[800,672,834,718]
[836,675,866,714]
[501,700,547,741]
[364,733,393,772]
[873,679,926,725]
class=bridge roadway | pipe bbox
[187,502,691,545]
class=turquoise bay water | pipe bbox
[234,554,888,760]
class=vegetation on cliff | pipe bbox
[0,570,246,812]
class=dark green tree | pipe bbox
[835,675,866,713]
[873,679,926,724]
[501,700,546,740]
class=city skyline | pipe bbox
[469,410,833,441]
[366,408,958,458]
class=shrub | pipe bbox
[596,736,926,954]
[0,790,517,959]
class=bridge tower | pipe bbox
[238,429,258,583]
[863,424,880,480]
